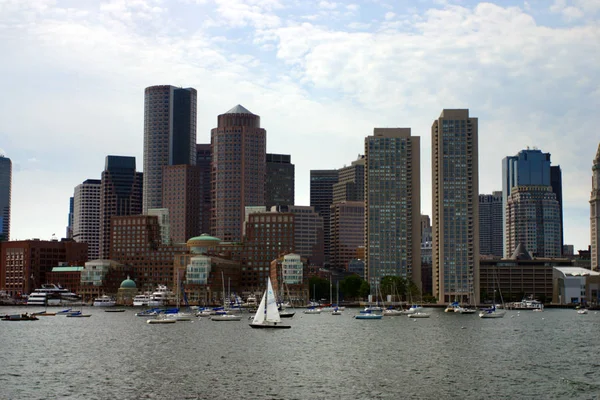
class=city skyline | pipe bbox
[0,1,598,252]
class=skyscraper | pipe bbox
[99,156,143,259]
[479,191,503,257]
[272,205,324,266]
[211,105,266,242]
[143,85,197,214]
[162,164,201,244]
[502,148,563,256]
[265,153,294,208]
[506,185,561,258]
[365,128,421,289]
[310,170,338,265]
[196,144,212,235]
[590,144,600,271]
[73,179,101,260]
[432,109,479,305]
[66,197,74,239]
[333,156,365,204]
[0,155,11,241]
[330,201,364,270]
[551,165,564,253]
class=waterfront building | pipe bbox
[365,128,421,289]
[266,153,294,209]
[552,267,600,305]
[162,164,202,244]
[502,148,563,257]
[310,169,338,264]
[479,191,503,257]
[480,244,573,304]
[143,85,197,214]
[46,265,83,296]
[348,259,365,279]
[196,144,212,235]
[0,155,11,241]
[73,179,101,260]
[272,205,324,267]
[506,186,561,258]
[270,253,309,304]
[243,211,294,291]
[147,208,171,244]
[591,144,600,271]
[109,215,186,293]
[0,239,88,296]
[66,197,74,239]
[333,156,365,204]
[99,156,143,259]
[211,105,266,242]
[432,109,479,304]
[330,201,364,270]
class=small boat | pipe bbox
[577,309,588,315]
[532,308,543,313]
[167,312,194,321]
[279,310,296,318]
[408,312,431,318]
[1,313,39,321]
[56,308,73,315]
[211,314,242,321]
[383,308,403,316]
[479,306,506,318]
[104,309,126,313]
[445,302,460,313]
[354,312,383,320]
[455,306,477,314]
[331,307,343,316]
[135,308,161,317]
[33,310,56,316]
[249,278,291,329]
[303,306,322,315]
[66,313,91,318]
[147,315,177,324]
[93,295,116,307]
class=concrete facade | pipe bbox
[591,144,600,271]
[0,156,11,241]
[479,191,503,257]
[73,179,101,260]
[162,164,202,244]
[330,201,364,270]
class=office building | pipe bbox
[479,191,503,257]
[591,144,600,271]
[551,166,563,253]
[0,155,11,241]
[432,109,479,304]
[272,205,324,266]
[333,156,365,204]
[310,170,338,264]
[196,144,212,235]
[330,201,364,270]
[502,148,563,257]
[162,164,201,244]
[73,179,101,260]
[211,105,266,242]
[365,128,421,289]
[506,185,561,258]
[99,156,143,259]
[66,197,74,239]
[143,85,197,213]
[147,208,171,245]
[265,153,294,208]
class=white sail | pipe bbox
[252,291,267,324]
[265,278,281,323]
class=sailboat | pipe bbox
[212,271,242,321]
[249,278,291,329]
[479,273,506,319]
[279,281,296,318]
[331,281,342,315]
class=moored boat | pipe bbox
[1,313,39,321]
[354,312,383,320]
[249,278,291,329]
[93,295,116,307]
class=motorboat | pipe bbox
[408,312,431,318]
[2,313,39,321]
[401,305,423,315]
[66,311,91,318]
[445,302,460,313]
[104,309,126,313]
[303,306,322,314]
[167,312,194,321]
[479,306,506,318]
[147,315,177,324]
[135,308,161,317]
[26,284,80,306]
[506,298,544,311]
[93,295,116,307]
[383,308,403,316]
[147,285,176,307]
[211,314,242,321]
[354,313,383,320]
[455,306,477,314]
[279,309,296,318]
[132,294,150,307]
[577,309,588,315]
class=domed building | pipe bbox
[187,234,222,254]
[117,276,138,305]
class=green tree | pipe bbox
[379,276,407,301]
[406,280,421,302]
[308,276,330,302]
[340,275,363,300]
[358,281,371,299]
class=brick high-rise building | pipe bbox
[365,128,421,289]
[72,179,101,260]
[162,164,202,244]
[0,239,88,296]
[310,170,338,264]
[333,156,364,204]
[330,201,364,270]
[211,105,266,242]
[272,205,324,267]
[265,153,294,209]
[432,109,479,304]
[99,156,143,259]
[143,85,197,214]
[196,144,212,234]
[0,155,11,241]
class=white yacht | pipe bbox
[132,294,150,307]
[148,285,176,307]
[26,284,80,306]
[93,295,116,307]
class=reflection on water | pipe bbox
[1,307,599,399]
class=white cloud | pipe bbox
[319,1,338,10]
[384,11,395,20]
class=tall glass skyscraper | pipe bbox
[432,110,479,305]
[502,148,562,257]
[0,155,11,241]
[365,128,421,290]
[310,169,338,264]
[143,85,197,214]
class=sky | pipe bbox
[0,0,598,252]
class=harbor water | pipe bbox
[1,307,599,399]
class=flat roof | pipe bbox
[51,266,84,272]
[553,267,600,277]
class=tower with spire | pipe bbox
[591,143,600,271]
